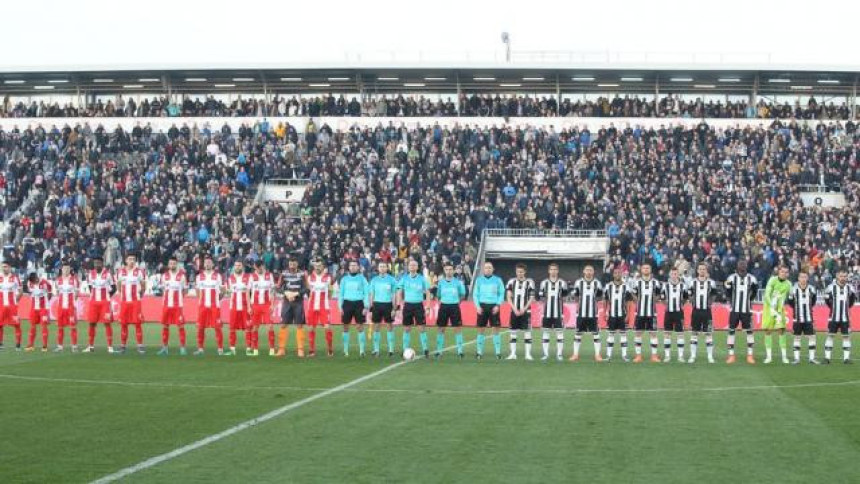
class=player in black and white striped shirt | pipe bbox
[506,263,535,360]
[538,263,568,361]
[687,263,717,364]
[786,271,819,364]
[661,267,687,362]
[571,265,604,362]
[603,267,631,362]
[823,269,856,364]
[724,260,758,364]
[631,263,662,363]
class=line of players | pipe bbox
[0,254,854,365]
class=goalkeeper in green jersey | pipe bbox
[761,265,792,364]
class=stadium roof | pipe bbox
[0,64,857,96]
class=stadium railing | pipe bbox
[484,228,608,238]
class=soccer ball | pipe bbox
[402,348,416,361]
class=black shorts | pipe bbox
[402,303,426,326]
[436,304,462,327]
[664,311,683,332]
[793,321,815,336]
[728,312,752,330]
[576,317,598,333]
[608,316,627,331]
[341,300,365,325]
[691,309,712,333]
[509,312,531,331]
[828,320,851,335]
[476,304,501,328]
[371,303,394,323]
[281,301,305,325]
[634,316,655,331]
[542,317,563,329]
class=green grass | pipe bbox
[1,324,858,483]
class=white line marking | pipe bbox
[90,331,491,483]
[3,373,857,396]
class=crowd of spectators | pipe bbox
[1,116,859,294]
[2,93,857,120]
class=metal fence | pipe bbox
[484,228,608,238]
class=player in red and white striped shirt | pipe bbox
[158,257,188,356]
[249,261,275,356]
[194,256,224,355]
[116,255,147,354]
[0,262,22,350]
[84,256,116,353]
[306,258,334,356]
[26,273,51,352]
[226,261,252,356]
[53,261,80,352]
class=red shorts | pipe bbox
[306,308,328,326]
[87,300,113,324]
[0,305,19,326]
[29,308,49,325]
[57,307,77,327]
[119,301,142,325]
[197,307,221,329]
[229,309,249,330]
[161,307,185,325]
[251,304,271,326]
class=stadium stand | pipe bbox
[2,94,858,119]
[0,116,857,293]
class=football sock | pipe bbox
[592,333,601,356]
[808,337,816,360]
[793,336,801,361]
[746,330,755,355]
[134,324,142,346]
[436,333,444,353]
[764,334,773,359]
[372,331,381,353]
[634,336,642,355]
[492,333,501,355]
[162,326,169,346]
[843,339,851,360]
[663,336,671,358]
[690,335,698,358]
[419,332,428,352]
[705,334,714,359]
[197,326,205,349]
[824,335,833,360]
[403,331,411,350]
[676,335,684,359]
[524,331,532,355]
[324,328,333,353]
[650,336,658,356]
[215,328,224,350]
[386,330,395,353]
[342,331,350,354]
[555,330,564,358]
[296,327,305,353]
[620,333,628,359]
[606,334,615,358]
[476,333,485,355]
[726,329,736,356]
[278,327,288,350]
[509,330,518,354]
[357,329,365,354]
[573,333,582,356]
[178,326,186,347]
[542,330,550,356]
[455,332,464,354]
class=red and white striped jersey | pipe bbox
[0,273,21,307]
[228,273,251,311]
[196,271,222,308]
[250,272,275,305]
[28,279,51,310]
[117,267,146,302]
[54,275,80,310]
[162,270,187,308]
[307,272,332,311]
[88,269,114,302]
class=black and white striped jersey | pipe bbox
[662,280,687,313]
[603,281,630,319]
[506,278,535,313]
[724,273,758,314]
[825,283,856,323]
[572,278,603,319]
[632,278,661,318]
[689,278,716,311]
[788,283,817,324]
[539,278,568,319]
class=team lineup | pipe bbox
[0,255,854,365]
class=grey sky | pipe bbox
[1,0,856,70]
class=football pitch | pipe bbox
[1,325,859,484]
